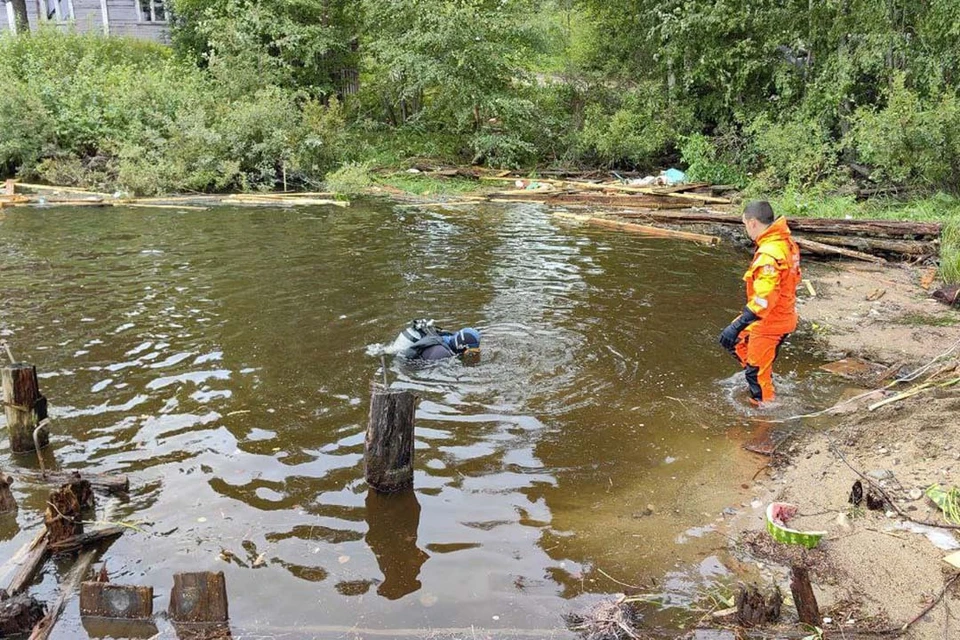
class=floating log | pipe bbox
[18,469,129,495]
[735,583,782,627]
[487,192,700,209]
[555,212,721,245]
[795,237,887,264]
[0,473,16,513]
[1,363,49,453]
[0,593,46,636]
[365,385,418,493]
[44,484,84,545]
[80,582,153,619]
[29,547,98,640]
[790,564,821,626]
[169,571,229,623]
[48,526,124,555]
[4,529,49,596]
[11,183,112,197]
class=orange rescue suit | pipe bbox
[734,217,801,402]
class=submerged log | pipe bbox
[795,237,887,264]
[365,385,418,493]
[80,582,153,619]
[1,363,49,453]
[19,469,129,495]
[790,565,821,626]
[169,571,229,623]
[0,593,46,636]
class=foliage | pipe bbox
[323,161,374,195]
[679,133,749,187]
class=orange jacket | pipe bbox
[743,217,801,334]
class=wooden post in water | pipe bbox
[1,363,49,453]
[43,484,85,545]
[0,472,17,513]
[364,384,417,493]
[169,571,229,624]
[80,582,153,619]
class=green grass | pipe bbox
[767,189,960,283]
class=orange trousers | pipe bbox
[733,329,788,403]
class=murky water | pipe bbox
[0,201,831,638]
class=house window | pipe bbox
[138,0,167,22]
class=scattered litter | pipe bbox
[944,550,960,568]
[803,279,817,297]
[765,503,827,548]
[892,521,960,551]
[865,288,886,301]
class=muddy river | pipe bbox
[0,201,832,638]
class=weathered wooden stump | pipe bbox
[1,364,49,453]
[735,583,782,627]
[0,593,46,635]
[43,484,84,545]
[790,564,821,626]
[169,572,229,623]
[364,384,417,493]
[0,472,17,513]
[80,582,153,619]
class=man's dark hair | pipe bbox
[743,200,775,225]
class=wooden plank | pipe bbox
[12,183,112,197]
[4,530,49,596]
[48,526,124,554]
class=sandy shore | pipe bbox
[720,261,960,639]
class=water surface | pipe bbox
[0,201,828,638]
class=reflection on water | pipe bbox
[0,201,832,637]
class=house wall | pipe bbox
[1,0,169,43]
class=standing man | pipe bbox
[719,201,801,406]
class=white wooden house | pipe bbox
[2,0,170,42]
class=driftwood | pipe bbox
[48,526,124,555]
[19,469,129,495]
[3,529,49,596]
[805,235,937,256]
[794,237,887,264]
[44,485,84,545]
[169,572,229,623]
[487,191,701,209]
[555,212,721,245]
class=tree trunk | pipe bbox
[10,0,30,32]
[43,484,83,545]
[0,472,16,513]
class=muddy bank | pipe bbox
[722,262,960,639]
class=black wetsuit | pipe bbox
[400,334,457,361]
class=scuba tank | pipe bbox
[387,318,438,354]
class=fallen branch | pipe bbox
[867,376,960,411]
[47,526,125,555]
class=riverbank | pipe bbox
[719,261,960,639]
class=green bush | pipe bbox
[679,132,749,187]
[323,161,375,195]
[847,76,960,190]
[748,112,839,189]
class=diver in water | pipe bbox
[391,319,481,361]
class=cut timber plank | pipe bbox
[13,183,112,197]
[554,212,720,245]
[48,526,124,555]
[795,237,887,264]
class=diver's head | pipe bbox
[453,328,480,353]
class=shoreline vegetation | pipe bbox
[3,1,960,280]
